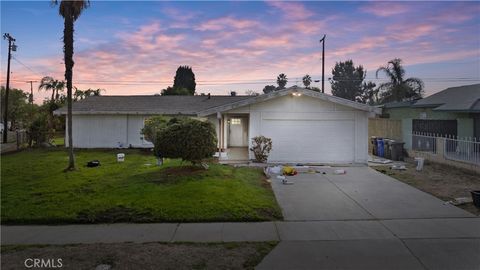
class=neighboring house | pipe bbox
[54,87,380,164]
[380,84,480,149]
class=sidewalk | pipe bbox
[2,218,479,245]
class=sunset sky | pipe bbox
[1,1,479,103]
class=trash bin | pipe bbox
[391,142,405,161]
[384,139,392,159]
[376,138,384,157]
[371,136,378,155]
[414,157,424,171]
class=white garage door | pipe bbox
[261,119,355,163]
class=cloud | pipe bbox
[195,16,259,31]
[266,1,314,20]
[360,2,410,17]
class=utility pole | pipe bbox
[3,33,16,143]
[320,35,326,93]
[26,80,37,104]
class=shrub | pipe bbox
[141,116,169,142]
[28,113,49,145]
[154,118,217,165]
[250,136,272,163]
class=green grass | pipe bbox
[51,137,64,146]
[1,148,282,224]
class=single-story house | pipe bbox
[380,83,480,149]
[55,87,380,164]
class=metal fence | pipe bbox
[444,136,480,165]
[411,132,480,165]
[412,132,437,154]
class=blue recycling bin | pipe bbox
[376,138,385,157]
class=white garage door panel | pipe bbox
[261,119,355,163]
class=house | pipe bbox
[54,87,380,164]
[380,83,480,149]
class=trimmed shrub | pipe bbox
[250,136,272,163]
[141,116,169,142]
[154,118,217,165]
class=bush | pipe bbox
[141,116,169,142]
[250,136,272,163]
[154,118,217,165]
[28,113,49,145]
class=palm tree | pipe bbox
[54,0,89,170]
[376,58,424,103]
[302,74,312,89]
[276,73,288,89]
[38,76,65,102]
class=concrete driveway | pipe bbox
[258,166,479,270]
[271,166,472,221]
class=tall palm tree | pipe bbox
[376,58,424,103]
[54,0,89,170]
[38,76,65,102]
[302,74,312,89]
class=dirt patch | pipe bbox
[150,166,205,184]
[374,158,480,215]
[76,206,154,223]
[1,242,277,270]
[255,207,283,221]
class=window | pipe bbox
[230,118,241,125]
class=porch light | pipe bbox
[292,92,302,97]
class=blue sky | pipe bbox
[1,1,479,102]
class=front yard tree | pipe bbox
[173,66,196,95]
[154,118,217,166]
[376,58,424,103]
[0,87,29,130]
[330,60,367,102]
[55,0,89,170]
[262,85,276,94]
[276,73,288,89]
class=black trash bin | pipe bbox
[471,191,480,208]
[391,142,405,161]
[371,137,378,156]
[384,139,393,159]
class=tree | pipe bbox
[154,118,217,165]
[262,85,276,94]
[55,0,89,170]
[358,82,379,105]
[330,60,368,102]
[302,74,312,89]
[38,76,65,102]
[161,86,191,96]
[173,66,196,95]
[276,73,288,89]
[250,135,272,163]
[376,58,424,103]
[0,87,29,129]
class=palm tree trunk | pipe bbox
[64,12,75,170]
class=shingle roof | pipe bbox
[54,95,252,115]
[381,100,418,109]
[413,84,480,112]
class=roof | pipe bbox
[381,100,418,109]
[54,87,381,116]
[54,95,251,115]
[197,86,381,116]
[413,84,480,112]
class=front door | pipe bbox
[228,117,248,147]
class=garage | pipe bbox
[261,119,355,163]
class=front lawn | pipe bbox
[1,149,282,224]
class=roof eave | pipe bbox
[198,87,381,116]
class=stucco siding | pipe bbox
[222,94,369,163]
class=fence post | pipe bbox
[437,136,445,159]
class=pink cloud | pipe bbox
[266,1,314,20]
[246,35,292,48]
[195,16,258,31]
[360,2,410,17]
[387,23,436,42]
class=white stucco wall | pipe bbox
[66,114,153,148]
[220,94,369,163]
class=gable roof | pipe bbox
[197,86,381,116]
[54,87,381,116]
[413,84,480,112]
[54,95,251,115]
